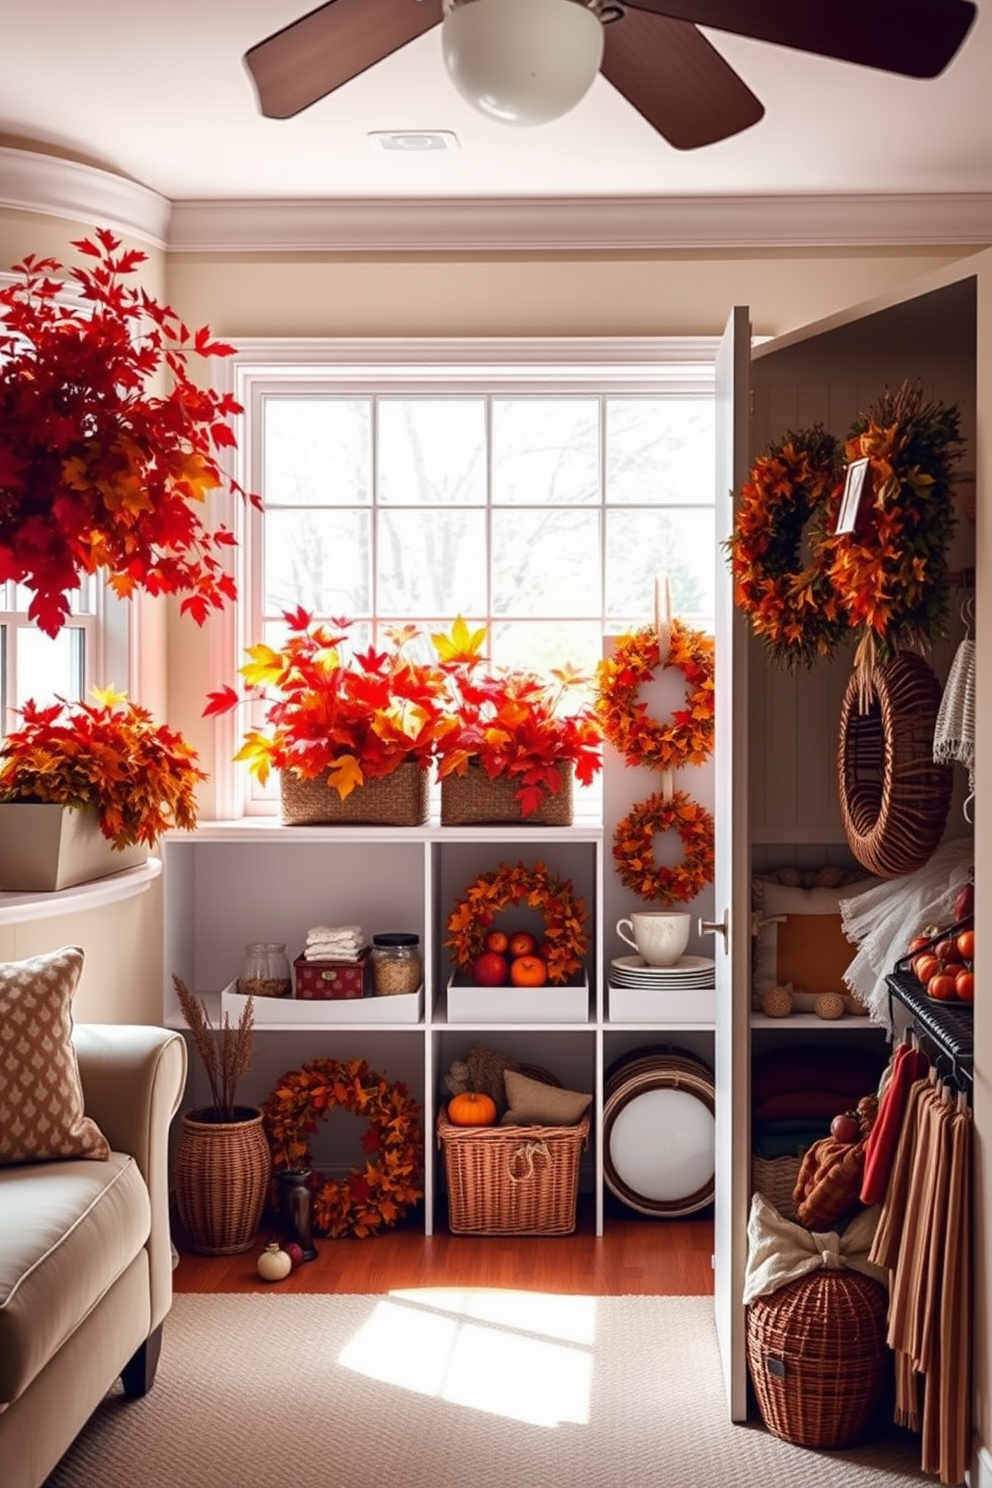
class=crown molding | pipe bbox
[0,146,170,248]
[3,145,992,254]
[166,192,992,254]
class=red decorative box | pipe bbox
[294,948,370,1000]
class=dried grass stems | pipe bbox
[173,974,255,1122]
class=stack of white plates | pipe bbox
[610,954,715,990]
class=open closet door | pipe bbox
[711,306,754,1420]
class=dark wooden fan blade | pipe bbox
[620,0,976,79]
[602,12,763,149]
[245,0,443,118]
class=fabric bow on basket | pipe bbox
[743,1192,888,1304]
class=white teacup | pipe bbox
[616,911,691,968]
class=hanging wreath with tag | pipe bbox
[612,789,715,905]
[262,1057,423,1238]
[821,380,964,691]
[725,424,848,669]
[595,620,715,770]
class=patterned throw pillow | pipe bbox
[0,945,110,1165]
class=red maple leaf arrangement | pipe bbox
[0,227,257,636]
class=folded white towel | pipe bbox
[304,945,365,962]
[306,924,363,944]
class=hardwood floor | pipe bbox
[172,1197,715,1297]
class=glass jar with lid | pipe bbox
[238,942,292,998]
[370,933,422,997]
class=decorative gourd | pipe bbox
[256,1241,292,1282]
[447,1091,498,1127]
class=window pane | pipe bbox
[490,620,603,689]
[492,399,599,505]
[378,510,486,617]
[605,508,715,628]
[606,398,715,506]
[492,509,601,617]
[264,509,371,616]
[15,625,84,710]
[14,577,96,614]
[378,399,486,505]
[264,397,371,507]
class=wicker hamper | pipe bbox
[746,1270,890,1449]
[437,1111,589,1235]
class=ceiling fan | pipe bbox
[244,0,977,150]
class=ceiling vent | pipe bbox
[368,131,459,152]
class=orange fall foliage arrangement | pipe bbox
[0,227,257,637]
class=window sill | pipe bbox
[0,857,162,925]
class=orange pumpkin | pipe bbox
[447,1091,498,1127]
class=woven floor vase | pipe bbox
[173,1106,271,1256]
[746,1270,889,1449]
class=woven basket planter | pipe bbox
[280,761,429,826]
[173,1105,271,1256]
[440,762,574,826]
[837,652,953,879]
[746,1271,889,1448]
[437,1111,589,1235]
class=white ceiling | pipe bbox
[1,0,991,207]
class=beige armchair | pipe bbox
[0,1024,187,1488]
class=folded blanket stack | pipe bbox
[303,924,366,961]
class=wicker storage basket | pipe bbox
[746,1271,889,1448]
[437,1110,589,1235]
[172,1105,271,1256]
[280,761,429,826]
[751,1155,803,1222]
[440,762,573,826]
[838,652,953,879]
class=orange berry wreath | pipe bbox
[262,1057,423,1238]
[612,789,715,905]
[595,619,715,770]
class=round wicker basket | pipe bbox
[838,651,953,879]
[173,1105,271,1255]
[747,1270,889,1448]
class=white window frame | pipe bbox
[208,337,720,821]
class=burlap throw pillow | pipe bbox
[0,945,110,1165]
[501,1069,592,1127]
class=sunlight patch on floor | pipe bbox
[338,1289,596,1428]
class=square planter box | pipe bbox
[221,981,423,1025]
[446,971,589,1024]
[0,803,148,892]
[608,983,716,1025]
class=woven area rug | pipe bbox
[45,1292,932,1488]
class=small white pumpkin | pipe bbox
[257,1241,292,1283]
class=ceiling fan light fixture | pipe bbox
[441,0,605,126]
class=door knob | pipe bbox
[698,911,729,950]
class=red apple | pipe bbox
[484,929,509,955]
[508,931,538,958]
[509,955,548,987]
[471,951,509,986]
[954,879,974,923]
[830,1112,860,1144]
[284,1241,304,1269]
